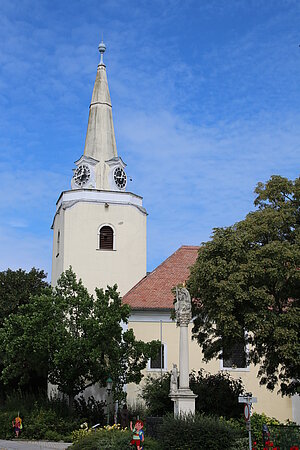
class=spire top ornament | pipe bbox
[98,39,106,66]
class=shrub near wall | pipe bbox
[157,413,241,450]
[0,407,81,441]
[70,426,160,450]
[0,412,15,439]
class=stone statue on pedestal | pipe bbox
[170,363,178,394]
[170,286,197,416]
[175,287,192,326]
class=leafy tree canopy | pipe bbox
[0,267,48,326]
[188,176,300,395]
[0,268,160,405]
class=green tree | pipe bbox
[0,268,160,406]
[140,373,173,416]
[0,267,49,396]
[188,176,300,395]
[0,268,48,326]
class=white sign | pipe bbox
[238,395,257,404]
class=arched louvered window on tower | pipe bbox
[99,225,114,250]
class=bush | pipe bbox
[71,427,132,449]
[190,369,245,418]
[229,437,249,449]
[249,412,280,449]
[140,373,173,416]
[0,392,108,441]
[127,402,149,423]
[0,412,16,439]
[21,407,78,440]
[73,395,105,427]
[70,424,161,449]
[157,413,241,450]
[0,393,81,440]
[223,412,300,450]
[140,369,245,418]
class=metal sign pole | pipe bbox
[248,414,252,450]
[239,394,257,450]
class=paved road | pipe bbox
[0,441,72,450]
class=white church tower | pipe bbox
[51,42,147,295]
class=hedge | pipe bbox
[157,413,241,450]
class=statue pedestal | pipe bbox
[169,388,197,416]
[170,286,197,417]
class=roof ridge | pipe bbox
[180,245,200,249]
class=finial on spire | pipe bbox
[98,39,106,66]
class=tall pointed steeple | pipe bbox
[71,41,126,191]
[83,41,118,162]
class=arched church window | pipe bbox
[99,225,114,250]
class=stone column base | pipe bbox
[169,388,197,416]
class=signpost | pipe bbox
[244,404,250,421]
[239,394,257,450]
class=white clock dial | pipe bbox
[73,164,91,187]
[113,167,127,189]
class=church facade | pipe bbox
[51,43,299,424]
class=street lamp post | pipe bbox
[106,377,113,425]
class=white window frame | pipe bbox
[97,223,116,251]
[147,343,168,373]
[220,335,250,372]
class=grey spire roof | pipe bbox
[83,42,118,161]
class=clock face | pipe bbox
[113,167,127,189]
[73,164,91,187]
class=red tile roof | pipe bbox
[123,245,199,310]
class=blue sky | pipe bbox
[0,0,299,279]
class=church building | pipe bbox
[51,42,299,424]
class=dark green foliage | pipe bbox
[0,267,48,326]
[188,176,300,395]
[140,373,173,416]
[0,411,13,439]
[157,413,241,450]
[0,268,160,404]
[0,393,80,440]
[74,396,105,427]
[71,428,132,450]
[267,424,300,449]
[250,411,280,448]
[141,370,245,419]
[70,428,160,450]
[0,268,48,397]
[20,407,78,441]
[190,369,244,418]
[228,437,249,450]
[126,402,148,423]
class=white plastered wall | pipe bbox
[51,198,147,296]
